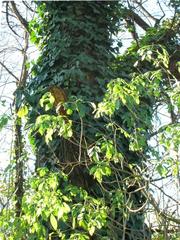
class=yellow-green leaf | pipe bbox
[89,226,95,236]
[50,214,58,231]
[17,105,28,118]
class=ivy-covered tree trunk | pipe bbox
[27,2,151,239]
[14,31,28,218]
[29,2,120,187]
[14,114,24,217]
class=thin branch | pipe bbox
[10,1,29,33]
[5,2,20,37]
[149,122,179,138]
[78,117,83,162]
[130,166,180,225]
[151,174,172,182]
[151,182,180,205]
[133,0,158,22]
[22,1,35,13]
[155,0,166,25]
[127,9,151,31]
[0,61,19,82]
[146,190,180,225]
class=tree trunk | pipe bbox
[28,2,150,239]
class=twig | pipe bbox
[78,117,83,162]
[0,61,19,82]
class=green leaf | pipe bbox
[17,105,28,118]
[48,175,58,190]
[0,233,5,240]
[0,115,9,131]
[89,225,95,236]
[63,202,71,213]
[40,92,55,111]
[156,164,168,177]
[67,109,73,115]
[77,102,87,118]
[66,128,73,138]
[38,168,49,177]
[45,128,54,143]
[103,166,111,176]
[57,208,64,219]
[50,214,58,231]
[91,167,102,183]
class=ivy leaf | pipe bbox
[66,128,73,138]
[77,102,86,118]
[50,214,58,231]
[48,175,58,190]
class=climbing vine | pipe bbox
[0,1,179,240]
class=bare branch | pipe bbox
[151,182,180,205]
[127,9,151,31]
[146,190,180,225]
[10,1,29,33]
[0,61,19,82]
[5,2,20,37]
[22,1,36,13]
[133,0,158,22]
[19,31,29,87]
[156,0,166,25]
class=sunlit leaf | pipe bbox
[17,105,28,118]
[50,214,58,231]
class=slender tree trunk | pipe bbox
[14,115,23,217]
[14,31,28,217]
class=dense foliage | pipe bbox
[0,1,179,240]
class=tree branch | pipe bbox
[19,31,29,87]
[149,122,178,138]
[133,0,157,22]
[146,190,180,225]
[22,1,36,13]
[5,2,20,37]
[10,1,29,33]
[127,9,151,31]
[0,61,19,82]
